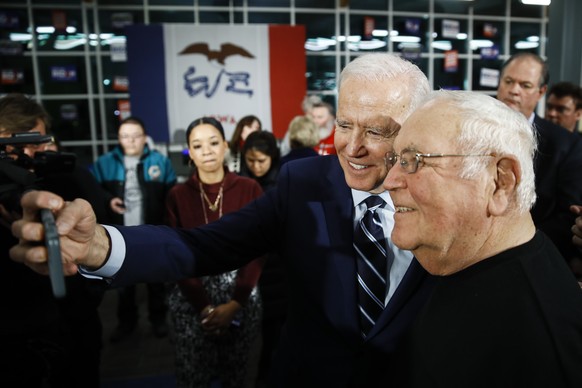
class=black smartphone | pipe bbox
[41,209,66,299]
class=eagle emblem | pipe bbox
[178,42,255,65]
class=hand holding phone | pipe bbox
[41,209,66,298]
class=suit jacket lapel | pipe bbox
[321,158,361,336]
[318,158,430,342]
[366,258,426,339]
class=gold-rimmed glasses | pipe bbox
[386,149,495,174]
[119,133,145,141]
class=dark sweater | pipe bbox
[406,231,582,388]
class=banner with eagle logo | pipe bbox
[126,24,306,143]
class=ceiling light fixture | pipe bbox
[515,40,540,49]
[432,40,452,51]
[470,39,494,50]
[9,33,32,42]
[521,0,551,5]
[391,36,421,43]
[36,26,55,34]
[348,40,387,51]
[372,29,389,37]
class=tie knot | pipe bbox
[363,195,385,211]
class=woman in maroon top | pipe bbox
[165,117,264,388]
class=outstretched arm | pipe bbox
[10,190,111,275]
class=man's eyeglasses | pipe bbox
[386,150,494,174]
[546,103,574,115]
[119,134,144,141]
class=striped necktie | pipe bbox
[354,195,391,338]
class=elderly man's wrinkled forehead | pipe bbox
[388,84,415,123]
[394,98,458,149]
[355,76,412,116]
[337,75,413,131]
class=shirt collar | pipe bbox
[351,189,394,211]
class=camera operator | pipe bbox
[0,94,108,388]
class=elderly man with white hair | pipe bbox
[384,90,582,388]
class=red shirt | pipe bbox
[314,128,336,156]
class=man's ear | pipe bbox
[488,157,520,216]
[538,84,548,100]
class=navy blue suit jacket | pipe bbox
[531,115,582,262]
[111,156,435,387]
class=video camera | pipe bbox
[0,132,75,204]
[0,132,76,299]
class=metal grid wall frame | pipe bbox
[0,0,548,167]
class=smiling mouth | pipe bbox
[348,161,369,170]
[395,206,414,213]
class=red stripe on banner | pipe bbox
[268,25,306,139]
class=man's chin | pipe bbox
[339,163,383,192]
[503,100,520,111]
[346,178,383,193]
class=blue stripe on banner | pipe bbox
[126,25,169,143]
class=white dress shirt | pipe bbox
[352,189,414,305]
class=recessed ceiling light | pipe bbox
[521,0,551,5]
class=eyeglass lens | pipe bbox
[386,150,419,173]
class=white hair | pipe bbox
[423,90,537,213]
[301,94,323,114]
[339,53,430,121]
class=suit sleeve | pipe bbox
[232,258,265,306]
[536,128,582,261]
[110,172,283,287]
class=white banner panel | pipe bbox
[163,24,272,142]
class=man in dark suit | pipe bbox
[10,54,435,387]
[496,52,582,267]
[545,81,582,133]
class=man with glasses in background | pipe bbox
[545,81,582,133]
[496,52,582,274]
[92,116,176,342]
